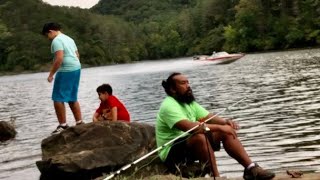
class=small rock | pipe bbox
[0,120,17,141]
[287,170,303,178]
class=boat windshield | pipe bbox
[211,51,229,57]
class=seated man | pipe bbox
[92,84,130,122]
[156,72,275,180]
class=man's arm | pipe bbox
[110,107,118,121]
[75,50,80,60]
[92,112,100,122]
[174,119,237,139]
[174,120,201,132]
[202,113,239,130]
[200,113,226,125]
[174,119,223,133]
[47,50,63,82]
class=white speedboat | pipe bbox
[193,51,245,64]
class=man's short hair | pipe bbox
[96,84,113,95]
[42,22,61,35]
[162,72,181,96]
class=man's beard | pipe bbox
[174,88,195,104]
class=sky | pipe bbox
[42,0,100,9]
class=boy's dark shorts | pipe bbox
[164,134,221,169]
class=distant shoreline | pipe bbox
[1,47,319,77]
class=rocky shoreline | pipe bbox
[97,172,320,180]
[95,172,320,180]
[36,121,320,180]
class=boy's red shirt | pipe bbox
[96,95,130,122]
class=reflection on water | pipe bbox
[1,49,320,179]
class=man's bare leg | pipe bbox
[214,132,252,168]
[54,101,66,124]
[69,101,82,122]
[187,133,219,177]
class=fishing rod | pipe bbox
[104,90,258,180]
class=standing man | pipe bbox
[42,22,83,134]
[156,72,275,179]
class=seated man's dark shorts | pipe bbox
[164,133,221,171]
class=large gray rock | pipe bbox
[36,121,209,180]
[36,121,157,180]
[0,120,16,141]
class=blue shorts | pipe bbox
[52,69,81,102]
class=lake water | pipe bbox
[0,49,320,179]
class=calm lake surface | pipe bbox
[1,49,320,179]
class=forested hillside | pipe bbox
[93,0,320,53]
[0,0,319,74]
[0,0,146,73]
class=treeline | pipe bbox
[0,0,319,73]
[0,0,146,72]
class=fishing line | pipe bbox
[104,90,259,180]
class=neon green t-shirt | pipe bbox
[156,96,209,161]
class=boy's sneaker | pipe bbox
[52,125,69,134]
[243,163,275,180]
[76,121,85,125]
